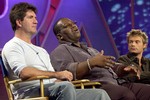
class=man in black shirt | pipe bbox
[118,29,150,84]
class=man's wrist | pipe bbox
[87,59,92,70]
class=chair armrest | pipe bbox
[8,76,50,84]
[74,81,101,87]
[71,79,90,84]
[72,79,101,89]
[7,75,50,98]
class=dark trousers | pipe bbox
[101,82,150,100]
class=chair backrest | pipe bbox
[0,54,8,77]
[0,54,14,100]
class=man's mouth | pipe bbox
[130,48,137,51]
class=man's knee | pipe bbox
[76,89,110,100]
[92,89,110,100]
[48,81,76,99]
[56,81,75,93]
[59,81,74,89]
[122,90,136,100]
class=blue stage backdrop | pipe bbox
[99,0,150,58]
[1,0,150,58]
[0,0,119,58]
[0,1,150,99]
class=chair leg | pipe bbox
[40,79,44,97]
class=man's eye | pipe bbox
[64,24,72,28]
[136,41,140,43]
[63,24,70,28]
[62,25,67,28]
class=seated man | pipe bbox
[117,29,150,84]
[50,17,150,100]
[2,2,110,100]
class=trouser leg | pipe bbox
[48,81,76,100]
[17,81,76,100]
[49,82,111,100]
[101,83,136,100]
[76,89,111,100]
[122,83,150,100]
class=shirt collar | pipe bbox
[59,40,88,51]
[127,52,146,65]
[59,40,87,47]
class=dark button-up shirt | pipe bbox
[117,52,150,84]
[50,41,121,85]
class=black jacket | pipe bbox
[117,53,150,84]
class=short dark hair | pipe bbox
[9,2,37,31]
[53,18,65,36]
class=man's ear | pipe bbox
[143,43,147,50]
[16,19,22,27]
[56,34,63,40]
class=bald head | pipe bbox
[53,18,81,43]
[53,18,72,35]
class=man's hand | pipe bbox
[124,65,141,80]
[90,50,116,68]
[55,70,73,81]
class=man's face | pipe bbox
[20,10,38,35]
[58,18,81,43]
[128,36,147,54]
